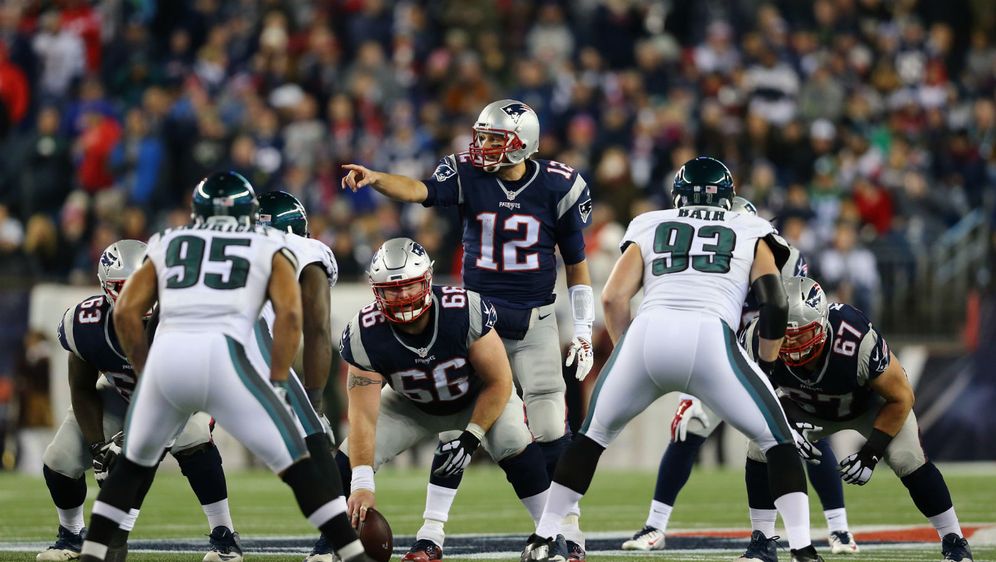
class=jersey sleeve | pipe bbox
[339,315,375,372]
[620,214,655,253]
[554,168,593,234]
[298,238,339,287]
[57,305,81,357]
[856,320,891,385]
[738,318,761,362]
[466,291,497,347]
[421,154,462,208]
[145,231,165,272]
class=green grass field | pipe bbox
[1,465,993,561]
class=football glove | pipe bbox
[671,395,710,442]
[839,429,892,485]
[790,422,823,465]
[91,431,123,487]
[565,337,594,381]
[432,430,481,478]
[757,358,777,376]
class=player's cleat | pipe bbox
[828,530,859,554]
[37,526,86,561]
[941,533,974,561]
[790,545,824,562]
[565,539,586,561]
[737,531,779,562]
[520,534,569,562]
[401,539,443,561]
[621,526,665,551]
[304,534,339,562]
[204,526,243,562]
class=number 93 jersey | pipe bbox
[145,223,296,343]
[621,207,790,329]
[339,285,498,416]
[740,302,892,421]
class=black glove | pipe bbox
[432,430,481,478]
[839,428,892,485]
[90,431,123,487]
[758,358,777,376]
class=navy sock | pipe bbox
[901,462,954,517]
[499,442,550,499]
[175,443,227,505]
[745,458,775,509]
[43,465,87,509]
[539,431,572,478]
[806,439,844,510]
[429,442,465,490]
[653,434,707,505]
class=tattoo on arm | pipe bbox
[348,373,381,390]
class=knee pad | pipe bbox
[764,443,807,500]
[44,464,87,509]
[553,434,604,495]
[499,442,550,499]
[901,462,953,517]
[744,458,775,509]
[282,459,336,516]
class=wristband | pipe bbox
[465,422,486,443]
[864,428,893,458]
[568,284,594,340]
[351,465,375,493]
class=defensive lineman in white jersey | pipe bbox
[79,172,371,562]
[521,157,823,562]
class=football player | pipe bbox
[521,157,823,562]
[42,240,240,562]
[78,172,372,562]
[622,197,859,556]
[251,191,350,562]
[334,238,553,560]
[736,277,974,562]
[342,99,592,560]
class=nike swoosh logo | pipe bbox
[538,313,551,320]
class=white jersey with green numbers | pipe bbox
[145,223,296,343]
[621,206,784,329]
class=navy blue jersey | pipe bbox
[740,302,891,421]
[57,295,137,400]
[422,153,592,308]
[340,285,498,416]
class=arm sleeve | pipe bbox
[339,317,375,372]
[57,306,80,357]
[466,291,497,347]
[857,327,891,385]
[421,155,462,208]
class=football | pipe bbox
[358,507,393,562]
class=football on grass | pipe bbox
[359,507,393,561]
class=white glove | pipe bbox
[670,396,710,442]
[432,430,481,478]
[91,431,123,487]
[565,337,594,381]
[791,422,823,465]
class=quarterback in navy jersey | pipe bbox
[738,277,974,562]
[342,100,591,559]
[41,240,242,562]
[335,239,552,559]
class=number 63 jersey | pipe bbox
[145,223,295,342]
[621,206,790,329]
[339,285,498,416]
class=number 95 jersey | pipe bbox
[622,207,789,329]
[340,285,498,416]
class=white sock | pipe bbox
[415,518,445,546]
[928,507,962,539]
[520,490,549,524]
[646,500,673,531]
[202,498,234,532]
[824,508,849,533]
[535,483,582,539]
[561,513,584,548]
[57,506,85,535]
[774,492,811,550]
[749,508,778,537]
[119,508,140,532]
[423,484,457,523]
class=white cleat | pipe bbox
[621,526,666,551]
[828,530,860,554]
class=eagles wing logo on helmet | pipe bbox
[805,283,823,309]
[501,102,529,121]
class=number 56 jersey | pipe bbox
[145,223,296,343]
[622,206,790,329]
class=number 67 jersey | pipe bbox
[622,206,790,330]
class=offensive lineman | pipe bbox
[43,240,240,562]
[521,157,822,562]
[737,277,974,562]
[622,197,859,556]
[342,99,592,560]
[336,238,553,550]
[78,172,371,562]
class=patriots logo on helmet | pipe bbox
[100,251,120,269]
[501,103,530,121]
[805,283,823,309]
[410,242,426,256]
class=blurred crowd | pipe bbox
[0,0,994,346]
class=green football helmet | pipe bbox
[257,191,309,236]
[191,171,259,226]
[671,156,736,210]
